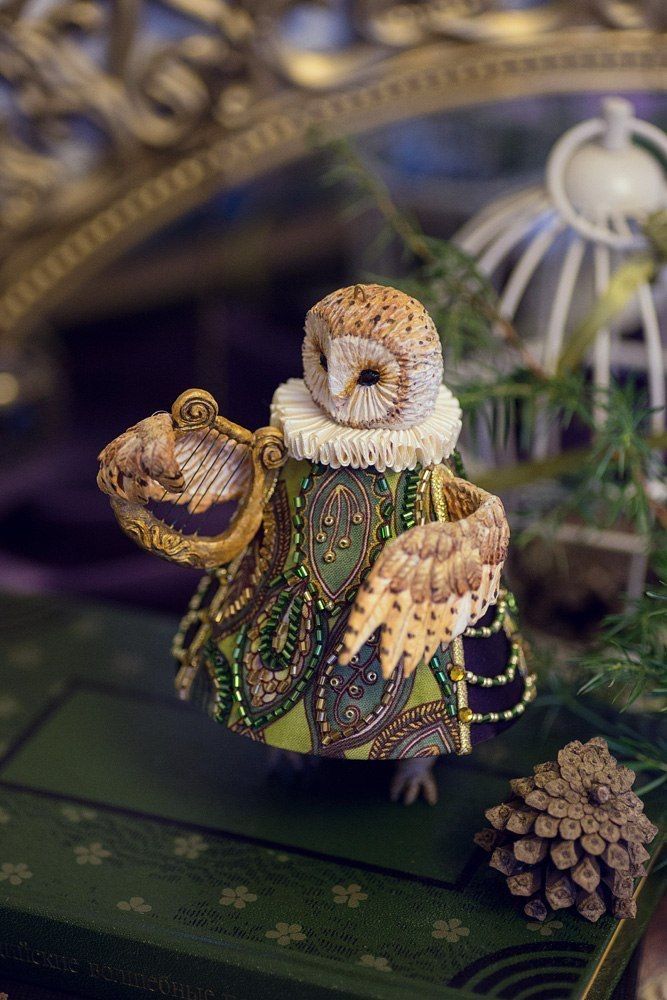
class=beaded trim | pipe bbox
[451,636,472,754]
[172,572,224,702]
[172,478,286,702]
[464,636,521,688]
[463,591,511,639]
[210,504,278,626]
[230,581,327,729]
[428,458,536,739]
[428,464,472,753]
[452,591,537,724]
[402,466,432,531]
[292,462,398,609]
[206,640,234,723]
[468,674,537,724]
[316,635,409,749]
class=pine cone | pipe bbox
[474,737,659,923]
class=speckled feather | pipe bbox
[97,414,251,513]
[340,479,509,678]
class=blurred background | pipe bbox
[0,0,665,629]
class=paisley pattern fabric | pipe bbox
[177,457,525,759]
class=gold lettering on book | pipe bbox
[0,940,79,974]
[0,940,224,998]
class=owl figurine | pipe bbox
[98,284,535,804]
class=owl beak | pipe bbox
[328,374,355,406]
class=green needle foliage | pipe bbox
[579,585,667,712]
[321,136,667,784]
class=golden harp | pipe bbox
[106,388,287,570]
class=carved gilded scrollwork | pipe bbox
[0,0,665,344]
[0,0,263,241]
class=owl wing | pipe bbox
[340,478,509,679]
[97,413,252,514]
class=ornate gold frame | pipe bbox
[1,1,666,346]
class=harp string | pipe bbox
[162,428,225,531]
[171,431,231,531]
[188,440,244,517]
[180,430,229,496]
[156,424,251,534]
[189,446,248,517]
[158,426,213,503]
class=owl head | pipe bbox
[302,284,443,429]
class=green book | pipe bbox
[0,593,663,1000]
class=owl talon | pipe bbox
[390,758,438,806]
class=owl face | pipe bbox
[302,284,443,429]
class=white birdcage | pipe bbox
[455,97,667,458]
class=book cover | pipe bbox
[0,593,663,1000]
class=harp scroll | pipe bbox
[108,388,287,570]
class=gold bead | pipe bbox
[323,515,335,526]
[339,537,351,549]
[351,513,363,525]
[323,551,336,564]
[449,665,465,682]
[458,706,473,724]
[315,531,327,543]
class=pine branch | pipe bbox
[321,136,547,375]
[476,429,667,492]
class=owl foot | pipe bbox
[390,757,438,806]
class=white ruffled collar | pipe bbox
[270,378,462,473]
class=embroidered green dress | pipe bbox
[175,456,531,760]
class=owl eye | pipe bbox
[357,368,381,386]
[319,352,328,372]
